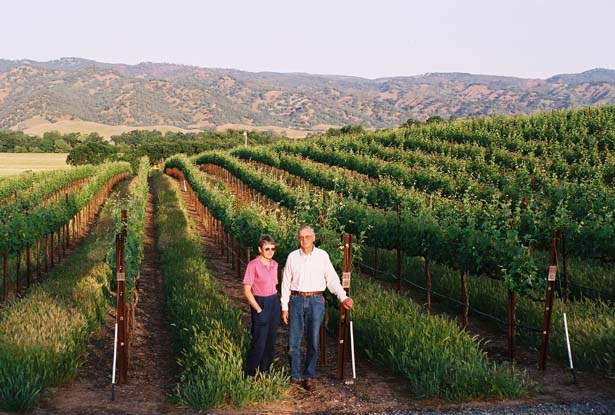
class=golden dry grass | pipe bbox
[0,153,71,176]
[213,123,316,138]
[12,116,317,140]
[14,117,202,141]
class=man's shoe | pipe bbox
[302,379,316,392]
[290,378,302,386]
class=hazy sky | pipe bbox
[2,0,613,79]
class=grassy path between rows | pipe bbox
[170,172,462,414]
[31,174,181,414]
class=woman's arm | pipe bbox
[243,284,262,313]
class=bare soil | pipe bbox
[20,176,615,415]
[30,177,184,415]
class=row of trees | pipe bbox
[0,129,285,166]
[1,119,455,159]
[323,116,451,137]
[0,130,104,153]
[67,129,283,165]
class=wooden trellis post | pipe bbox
[2,253,7,301]
[26,246,31,288]
[336,234,352,380]
[15,251,21,296]
[226,233,231,263]
[245,247,251,270]
[65,193,70,248]
[373,246,378,279]
[396,202,402,291]
[36,239,41,280]
[508,289,516,363]
[44,235,49,272]
[425,257,432,314]
[460,271,469,328]
[317,210,327,366]
[116,210,128,384]
[236,240,242,279]
[56,230,61,262]
[539,230,560,370]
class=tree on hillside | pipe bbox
[84,132,105,142]
[53,139,72,152]
[325,124,365,137]
[401,117,422,128]
[426,115,445,124]
[111,129,164,146]
[63,132,83,147]
[43,131,63,144]
[67,141,116,165]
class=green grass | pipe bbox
[327,275,532,401]
[153,171,288,409]
[364,249,615,375]
[0,184,123,412]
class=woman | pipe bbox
[242,234,280,376]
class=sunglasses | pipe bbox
[263,247,276,252]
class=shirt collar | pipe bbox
[299,246,317,257]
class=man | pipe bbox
[280,225,353,391]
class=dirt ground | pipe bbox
[19,176,615,415]
[30,177,182,415]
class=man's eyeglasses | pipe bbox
[263,247,276,252]
[299,235,315,240]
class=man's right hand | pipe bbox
[281,310,289,324]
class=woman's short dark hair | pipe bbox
[258,234,275,249]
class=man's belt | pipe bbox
[291,290,323,297]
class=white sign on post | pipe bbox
[342,272,351,288]
[548,265,557,282]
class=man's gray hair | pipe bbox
[297,225,315,237]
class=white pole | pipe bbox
[182,180,187,192]
[563,313,574,369]
[111,322,118,400]
[350,321,356,379]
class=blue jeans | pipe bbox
[288,294,325,380]
[246,294,280,376]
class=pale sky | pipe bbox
[2,0,614,79]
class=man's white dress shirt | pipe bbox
[280,246,348,311]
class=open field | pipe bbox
[213,123,324,138]
[11,116,318,140]
[11,116,204,141]
[0,152,71,176]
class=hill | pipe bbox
[1,57,615,132]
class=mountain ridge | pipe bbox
[1,58,615,132]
